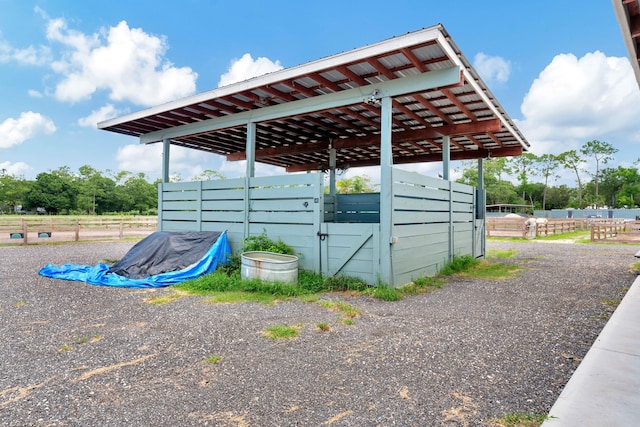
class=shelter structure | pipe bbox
[613,0,640,88]
[99,24,529,287]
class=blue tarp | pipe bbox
[38,231,231,288]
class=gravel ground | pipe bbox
[0,240,637,426]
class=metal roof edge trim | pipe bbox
[435,32,529,150]
[97,24,445,130]
[612,0,640,87]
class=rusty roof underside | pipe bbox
[99,24,529,173]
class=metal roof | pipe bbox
[99,24,529,173]
[613,0,640,88]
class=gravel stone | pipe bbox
[0,240,636,426]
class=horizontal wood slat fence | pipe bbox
[0,216,157,245]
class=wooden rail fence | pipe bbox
[591,220,640,243]
[0,216,157,245]
[486,218,586,238]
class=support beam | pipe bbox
[244,122,256,238]
[226,118,502,161]
[379,96,393,286]
[442,135,450,181]
[162,138,170,183]
[285,146,523,172]
[329,147,337,196]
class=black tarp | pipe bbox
[108,231,223,279]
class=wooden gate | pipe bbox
[319,223,380,284]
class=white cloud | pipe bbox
[0,161,31,176]
[28,89,44,98]
[0,38,51,65]
[218,53,283,87]
[517,51,640,156]
[78,104,125,128]
[473,53,511,83]
[116,143,220,179]
[219,159,285,178]
[0,111,56,149]
[45,17,197,105]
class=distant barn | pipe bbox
[100,24,529,287]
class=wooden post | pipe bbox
[119,221,124,239]
[23,221,28,245]
[75,219,80,241]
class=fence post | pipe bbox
[75,219,80,241]
[23,221,28,245]
[119,221,124,239]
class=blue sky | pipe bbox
[1,0,638,185]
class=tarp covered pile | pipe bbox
[39,231,230,288]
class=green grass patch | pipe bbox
[263,324,300,340]
[439,255,481,275]
[73,334,90,344]
[204,291,278,305]
[13,301,26,307]
[316,322,331,332]
[370,285,402,301]
[535,230,591,241]
[601,298,621,308]
[144,292,184,305]
[488,412,550,427]
[342,318,355,326]
[204,355,222,364]
[317,300,362,318]
[487,249,519,259]
[459,260,523,280]
[631,262,640,273]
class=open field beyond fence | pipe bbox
[487,217,640,243]
[0,216,157,245]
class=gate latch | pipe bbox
[317,231,329,241]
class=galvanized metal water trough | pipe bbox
[241,251,299,284]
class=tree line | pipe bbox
[456,140,640,210]
[0,166,158,215]
[1,140,637,214]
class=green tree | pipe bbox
[535,153,561,210]
[116,172,158,213]
[507,153,537,202]
[336,175,378,194]
[192,169,226,181]
[26,167,78,214]
[456,159,519,205]
[0,170,32,212]
[558,150,586,208]
[77,165,118,214]
[545,185,574,210]
[580,140,618,202]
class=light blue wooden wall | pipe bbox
[390,168,477,286]
[159,173,323,271]
[158,168,482,287]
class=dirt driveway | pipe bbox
[0,240,637,426]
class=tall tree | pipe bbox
[580,140,618,202]
[507,153,538,202]
[558,150,586,208]
[535,153,561,210]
